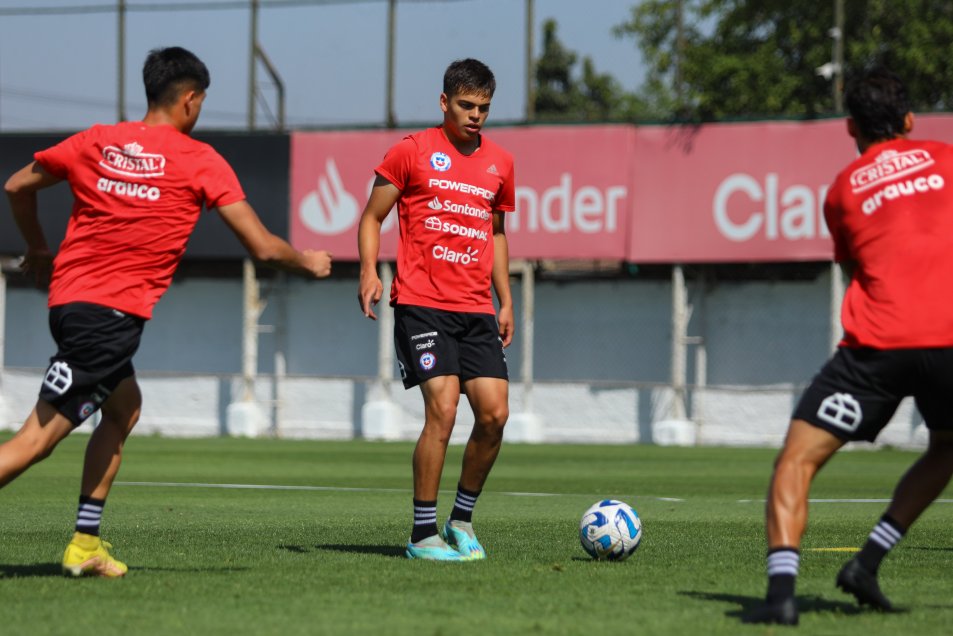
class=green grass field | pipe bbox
[1,434,952,635]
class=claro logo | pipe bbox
[713,173,830,242]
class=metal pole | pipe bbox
[242,258,260,402]
[671,265,687,420]
[830,262,845,353]
[255,45,286,130]
[833,0,845,113]
[117,0,126,122]
[674,0,685,108]
[520,260,535,413]
[385,0,397,128]
[524,0,535,122]
[248,0,259,130]
[377,262,394,390]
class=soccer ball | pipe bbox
[579,499,642,561]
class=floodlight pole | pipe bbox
[385,0,397,128]
[833,0,845,113]
[525,0,534,121]
[248,0,259,130]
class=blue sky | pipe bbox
[0,0,646,131]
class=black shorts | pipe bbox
[40,302,145,426]
[393,304,508,390]
[793,346,953,442]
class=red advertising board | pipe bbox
[290,115,953,263]
[289,126,635,260]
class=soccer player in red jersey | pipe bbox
[749,68,953,625]
[358,59,515,560]
[1,47,332,577]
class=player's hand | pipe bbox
[302,249,333,278]
[20,247,53,287]
[497,304,514,347]
[358,273,383,320]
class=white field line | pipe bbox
[737,498,953,504]
[114,480,684,501]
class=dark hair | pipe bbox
[845,67,911,141]
[443,58,496,98]
[143,47,210,107]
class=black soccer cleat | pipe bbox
[836,557,893,611]
[742,597,799,626]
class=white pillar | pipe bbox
[507,260,542,442]
[227,259,265,436]
[830,261,845,352]
[655,265,696,446]
[362,262,402,440]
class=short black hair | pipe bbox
[443,58,496,99]
[845,67,911,142]
[143,47,210,107]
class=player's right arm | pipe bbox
[357,175,401,320]
[4,160,61,284]
[217,200,332,278]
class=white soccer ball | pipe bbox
[579,499,642,561]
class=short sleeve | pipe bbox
[197,148,245,210]
[34,128,93,180]
[375,136,416,191]
[494,160,516,212]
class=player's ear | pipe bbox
[439,92,449,114]
[903,112,914,134]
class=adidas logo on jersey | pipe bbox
[486,164,499,175]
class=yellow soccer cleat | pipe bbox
[62,531,128,578]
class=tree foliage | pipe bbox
[533,19,649,122]
[614,0,953,121]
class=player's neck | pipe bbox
[142,108,189,134]
[441,125,481,156]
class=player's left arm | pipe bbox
[491,211,514,347]
[4,160,62,284]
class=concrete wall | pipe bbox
[0,271,928,449]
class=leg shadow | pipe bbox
[679,590,868,622]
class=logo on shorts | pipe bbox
[397,360,407,380]
[419,352,436,371]
[415,339,436,351]
[411,331,438,341]
[43,361,73,396]
[430,152,452,172]
[817,392,863,433]
[78,402,97,421]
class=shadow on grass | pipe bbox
[278,543,405,558]
[0,563,63,578]
[679,590,877,622]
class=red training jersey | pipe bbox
[375,126,516,314]
[824,137,953,349]
[35,121,245,319]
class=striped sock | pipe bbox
[766,548,799,602]
[411,499,438,543]
[449,484,480,523]
[75,495,106,537]
[857,515,905,574]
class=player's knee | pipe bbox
[426,400,458,426]
[476,405,508,433]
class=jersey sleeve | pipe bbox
[823,184,850,263]
[375,137,416,191]
[197,148,246,210]
[34,128,93,180]
[494,158,516,212]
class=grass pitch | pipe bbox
[1,435,953,635]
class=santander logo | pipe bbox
[299,158,360,235]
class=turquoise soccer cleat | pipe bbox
[442,519,486,560]
[405,534,467,561]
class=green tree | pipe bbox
[534,19,651,122]
[615,0,953,121]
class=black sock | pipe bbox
[411,499,438,543]
[766,548,799,602]
[449,484,480,523]
[857,514,905,574]
[75,495,106,537]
